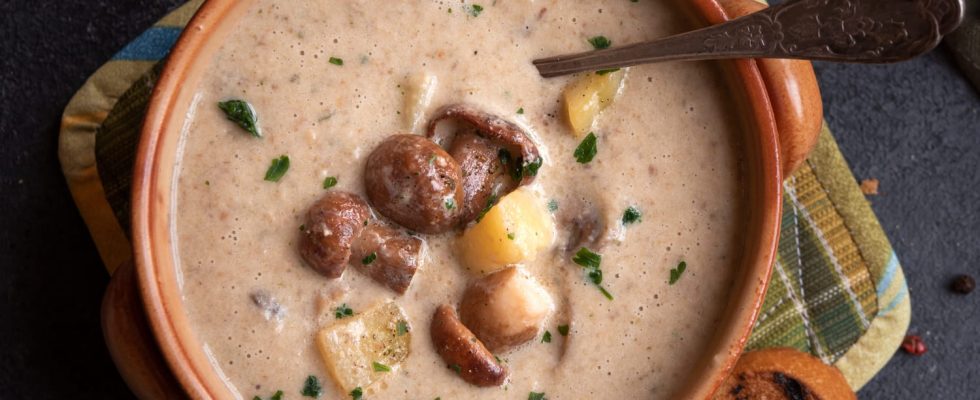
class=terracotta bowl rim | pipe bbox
[131,0,781,398]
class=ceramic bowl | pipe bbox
[104,0,823,398]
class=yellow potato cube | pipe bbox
[562,69,627,136]
[458,188,555,274]
[316,301,411,393]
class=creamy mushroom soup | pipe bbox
[174,1,745,398]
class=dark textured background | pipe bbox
[0,1,977,399]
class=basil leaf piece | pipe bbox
[218,99,261,137]
[669,261,687,285]
[622,206,642,224]
[323,176,338,189]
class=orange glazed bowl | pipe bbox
[108,0,822,398]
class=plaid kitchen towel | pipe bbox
[58,0,911,391]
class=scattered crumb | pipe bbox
[860,179,879,196]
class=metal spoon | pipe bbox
[533,0,965,78]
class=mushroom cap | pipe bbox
[364,134,464,234]
[299,191,371,278]
[458,266,554,353]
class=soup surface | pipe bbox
[174,1,745,398]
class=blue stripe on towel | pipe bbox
[112,27,182,61]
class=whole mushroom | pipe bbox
[458,266,554,353]
[364,134,464,234]
[299,192,371,278]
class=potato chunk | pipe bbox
[459,266,554,352]
[562,69,626,136]
[457,188,555,274]
[316,302,411,393]
[402,73,438,133]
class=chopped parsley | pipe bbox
[622,206,642,224]
[334,304,354,319]
[574,133,598,164]
[517,107,525,114]
[547,199,559,212]
[507,232,515,240]
[217,99,261,137]
[588,35,612,50]
[372,361,392,372]
[476,194,499,222]
[573,247,613,300]
[529,392,547,400]
[301,375,322,398]
[465,4,484,16]
[396,320,410,336]
[323,176,338,189]
[669,261,687,285]
[449,364,462,374]
[362,252,377,265]
[264,155,290,182]
[445,198,456,210]
[558,325,570,336]
[542,330,552,343]
[522,157,543,178]
[350,387,363,400]
[329,57,344,66]
[596,68,621,75]
[253,390,284,400]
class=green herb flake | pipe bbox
[507,232,515,240]
[669,261,687,285]
[547,199,559,212]
[445,198,456,210]
[466,4,484,16]
[372,361,392,372]
[271,390,284,400]
[558,325,570,336]
[572,247,601,269]
[264,155,290,182]
[542,330,552,343]
[217,99,261,137]
[622,206,642,225]
[574,132,598,164]
[596,68,621,75]
[350,387,363,400]
[329,57,344,66]
[396,320,410,336]
[476,194,499,222]
[362,252,377,265]
[529,392,547,400]
[572,247,613,300]
[517,107,525,114]
[588,35,612,50]
[522,157,543,178]
[450,364,462,374]
[301,375,322,398]
[334,303,354,319]
[322,176,338,189]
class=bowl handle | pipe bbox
[102,260,186,398]
[717,0,824,177]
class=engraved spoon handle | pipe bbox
[533,0,965,78]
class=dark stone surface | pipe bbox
[0,1,975,398]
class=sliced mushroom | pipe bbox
[427,104,542,187]
[364,134,464,234]
[350,224,424,294]
[430,304,508,387]
[560,197,614,253]
[447,130,506,223]
[299,191,371,278]
[458,266,554,353]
